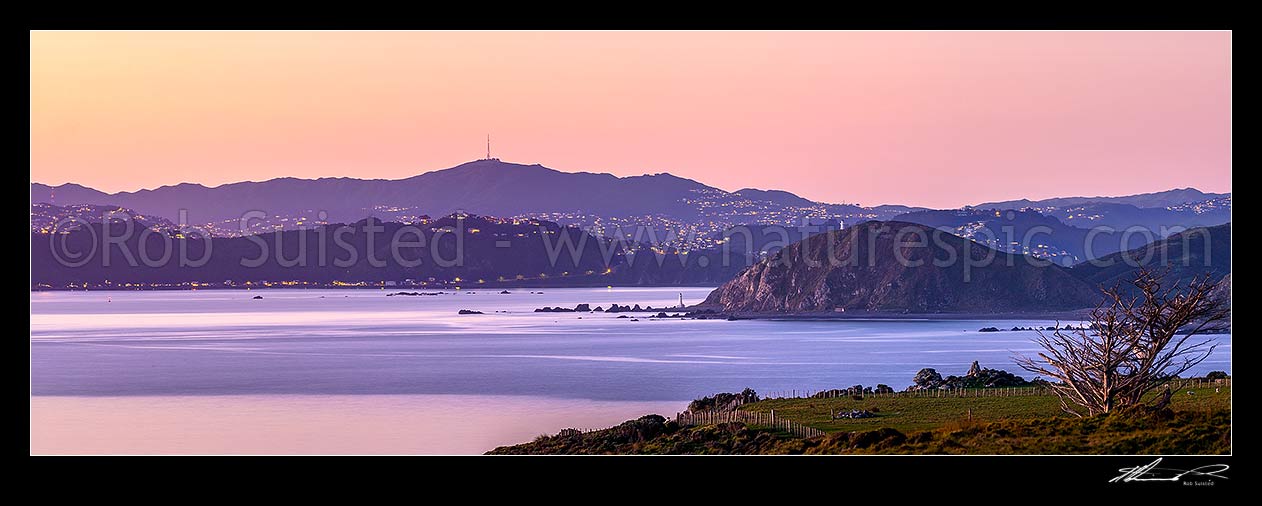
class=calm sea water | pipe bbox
[30,287,1231,454]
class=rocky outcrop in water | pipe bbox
[534,303,657,313]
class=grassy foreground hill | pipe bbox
[488,385,1230,455]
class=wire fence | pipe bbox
[761,378,1230,400]
[677,409,825,439]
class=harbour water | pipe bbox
[30,287,1231,454]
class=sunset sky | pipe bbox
[30,31,1230,208]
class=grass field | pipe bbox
[739,386,1231,433]
[491,386,1231,454]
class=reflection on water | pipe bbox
[31,395,684,455]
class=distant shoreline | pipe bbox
[714,310,1096,322]
[29,284,724,293]
[30,286,1096,322]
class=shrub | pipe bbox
[688,388,760,411]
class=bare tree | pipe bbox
[1016,269,1230,417]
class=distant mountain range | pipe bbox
[32,160,720,223]
[889,208,1151,265]
[704,198,1225,266]
[971,188,1231,236]
[31,159,1229,258]
[30,159,912,244]
[29,156,1231,315]
[32,210,1230,315]
[30,214,749,288]
[1033,200,1231,234]
[976,188,1229,210]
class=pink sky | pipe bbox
[30,31,1230,208]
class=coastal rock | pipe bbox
[950,366,1030,388]
[912,368,943,389]
[911,362,1033,390]
[534,306,575,313]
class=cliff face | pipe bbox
[703,221,1099,313]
